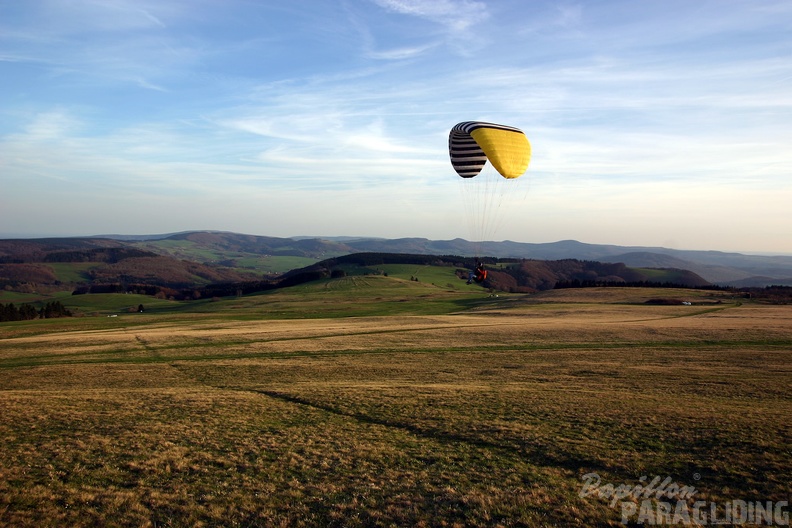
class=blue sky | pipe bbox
[1,0,790,253]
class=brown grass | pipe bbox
[0,288,790,526]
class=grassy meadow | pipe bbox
[0,279,790,527]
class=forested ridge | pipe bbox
[0,301,72,322]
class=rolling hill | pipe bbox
[0,237,256,294]
[90,231,792,286]
[3,231,789,299]
[267,252,710,294]
[334,237,792,286]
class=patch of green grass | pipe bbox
[0,291,50,303]
[209,275,496,318]
[374,263,466,288]
[633,267,700,283]
[0,276,496,339]
[46,262,100,283]
[61,293,181,315]
[632,267,668,279]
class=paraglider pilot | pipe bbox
[467,262,487,284]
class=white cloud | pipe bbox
[21,111,79,140]
[371,0,489,32]
[365,44,436,60]
[1,0,791,251]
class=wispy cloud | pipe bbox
[365,44,437,61]
[0,0,196,92]
[19,110,79,140]
[371,0,489,32]
[1,0,791,251]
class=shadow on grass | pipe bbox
[256,389,613,477]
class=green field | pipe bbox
[0,280,790,527]
[46,262,98,283]
[133,238,325,274]
[232,255,320,274]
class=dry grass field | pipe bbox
[0,287,790,527]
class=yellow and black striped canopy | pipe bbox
[449,121,531,179]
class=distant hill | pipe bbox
[333,237,792,286]
[0,237,128,260]
[2,232,790,296]
[131,232,792,285]
[161,231,351,258]
[0,237,255,294]
[270,253,710,294]
[125,232,716,290]
[127,232,351,269]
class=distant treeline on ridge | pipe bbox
[0,301,72,322]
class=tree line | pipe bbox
[0,301,72,322]
[554,279,721,290]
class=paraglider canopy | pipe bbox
[449,121,531,179]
